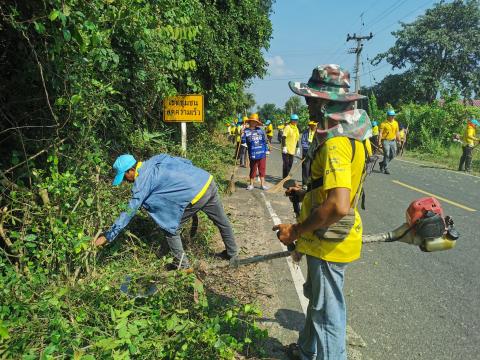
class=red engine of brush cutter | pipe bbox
[406,197,444,226]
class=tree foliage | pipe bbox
[372,0,480,102]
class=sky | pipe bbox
[249,0,443,108]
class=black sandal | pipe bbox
[285,343,302,360]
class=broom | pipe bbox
[267,145,305,194]
[227,142,241,194]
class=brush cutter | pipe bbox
[229,197,459,268]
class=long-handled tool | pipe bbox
[227,142,242,194]
[267,146,305,193]
[229,197,459,268]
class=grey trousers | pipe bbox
[380,140,397,170]
[164,180,237,268]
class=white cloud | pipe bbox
[266,55,294,76]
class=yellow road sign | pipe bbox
[163,94,204,122]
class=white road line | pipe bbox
[260,192,309,315]
[396,158,480,179]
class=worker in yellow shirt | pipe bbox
[229,121,236,144]
[371,121,379,151]
[378,109,400,174]
[265,119,274,144]
[277,122,285,143]
[274,64,371,359]
[234,116,248,167]
[458,119,479,172]
[281,114,300,178]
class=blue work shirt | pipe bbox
[105,154,211,241]
[242,128,268,160]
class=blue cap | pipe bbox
[112,154,136,186]
[387,110,395,116]
[372,121,378,126]
[290,114,299,121]
[265,120,271,125]
[471,119,480,126]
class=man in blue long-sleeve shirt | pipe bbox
[94,154,238,270]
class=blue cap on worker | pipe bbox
[387,109,396,116]
[372,121,378,126]
[290,114,299,121]
[471,119,480,126]
[112,154,136,186]
[265,119,271,125]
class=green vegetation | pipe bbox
[371,0,480,106]
[1,0,274,358]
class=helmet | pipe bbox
[471,119,480,127]
[371,121,378,127]
[290,114,299,121]
[265,119,271,125]
[242,116,248,122]
[308,121,317,126]
[387,110,396,116]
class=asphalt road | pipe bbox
[255,135,480,359]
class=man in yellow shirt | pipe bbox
[277,122,285,143]
[281,114,300,178]
[458,119,479,172]
[371,120,379,150]
[378,109,400,174]
[265,119,274,144]
[275,64,372,359]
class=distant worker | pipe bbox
[94,154,238,270]
[235,116,248,167]
[458,118,479,172]
[378,109,400,175]
[229,121,236,144]
[242,113,270,190]
[300,120,317,187]
[282,114,300,178]
[277,121,285,143]
[397,124,407,155]
[265,119,274,144]
[371,121,379,151]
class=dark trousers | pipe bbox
[164,181,238,268]
[301,150,310,186]
[458,146,473,171]
[282,153,294,178]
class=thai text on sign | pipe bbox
[163,95,204,122]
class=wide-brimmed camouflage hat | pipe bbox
[289,64,366,102]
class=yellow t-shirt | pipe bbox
[278,124,285,131]
[296,137,365,263]
[371,125,379,136]
[266,124,274,136]
[283,124,300,155]
[379,120,399,141]
[464,125,477,146]
[235,125,243,143]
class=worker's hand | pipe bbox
[266,150,270,155]
[285,184,303,196]
[295,148,301,157]
[93,235,108,247]
[273,223,300,245]
[282,147,288,154]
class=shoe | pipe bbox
[379,162,385,172]
[384,169,390,175]
[165,263,193,274]
[261,185,270,190]
[246,185,254,190]
[215,249,237,261]
[284,343,301,360]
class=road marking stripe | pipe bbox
[260,192,309,315]
[396,158,480,179]
[391,180,477,212]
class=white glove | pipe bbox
[282,147,288,154]
[241,143,247,148]
[266,151,270,155]
[295,148,301,157]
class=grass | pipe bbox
[404,143,480,175]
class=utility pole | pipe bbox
[346,32,373,102]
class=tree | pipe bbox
[372,0,480,102]
[257,103,278,121]
[284,96,303,114]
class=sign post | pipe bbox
[163,94,204,155]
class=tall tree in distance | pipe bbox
[257,103,278,121]
[372,0,480,102]
[284,95,303,114]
